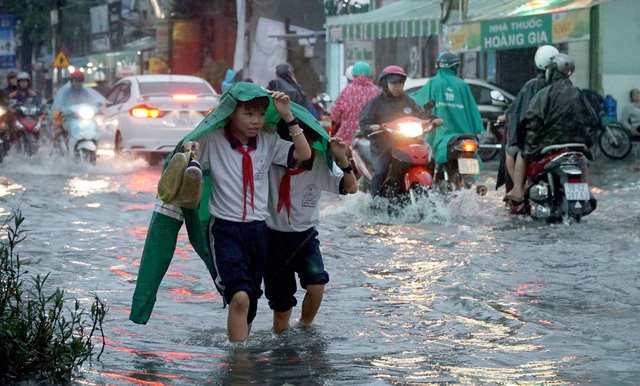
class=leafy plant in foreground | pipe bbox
[0,209,108,383]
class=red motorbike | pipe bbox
[0,101,43,159]
[350,115,437,204]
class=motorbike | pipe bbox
[0,105,10,162]
[350,114,437,205]
[434,134,487,195]
[509,143,597,223]
[57,103,101,164]
[477,116,505,162]
[6,101,44,157]
[312,92,332,133]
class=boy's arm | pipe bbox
[330,137,359,194]
[270,90,312,161]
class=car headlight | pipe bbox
[396,122,424,138]
[78,106,95,120]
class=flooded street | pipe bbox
[1,148,640,385]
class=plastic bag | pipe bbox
[157,151,202,209]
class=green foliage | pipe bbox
[0,209,108,384]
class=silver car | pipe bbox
[100,74,220,162]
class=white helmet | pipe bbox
[345,65,354,82]
[534,45,560,70]
[93,70,106,82]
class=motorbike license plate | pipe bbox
[564,183,590,201]
[458,158,480,175]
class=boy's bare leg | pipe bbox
[273,309,292,333]
[299,284,324,326]
[228,291,250,342]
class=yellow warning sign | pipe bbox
[51,51,70,68]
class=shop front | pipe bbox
[324,0,442,98]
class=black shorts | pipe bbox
[210,218,267,324]
[264,227,329,312]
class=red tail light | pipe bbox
[568,176,581,183]
[130,105,163,118]
[201,108,214,116]
[461,140,478,152]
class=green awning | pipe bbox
[325,0,441,41]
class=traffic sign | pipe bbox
[51,50,70,68]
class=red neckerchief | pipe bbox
[225,127,258,221]
[277,167,306,224]
[235,145,256,221]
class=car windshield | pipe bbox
[139,82,215,96]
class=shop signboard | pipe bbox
[448,9,591,52]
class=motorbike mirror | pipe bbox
[423,100,435,112]
[317,92,331,102]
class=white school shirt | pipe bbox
[198,129,293,222]
[267,151,344,232]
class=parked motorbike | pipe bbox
[434,134,487,195]
[350,114,437,204]
[57,103,101,164]
[509,143,596,223]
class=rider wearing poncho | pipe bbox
[410,51,484,165]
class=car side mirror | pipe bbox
[490,90,508,107]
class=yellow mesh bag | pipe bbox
[157,151,190,204]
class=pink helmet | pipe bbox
[70,70,85,81]
[379,65,407,84]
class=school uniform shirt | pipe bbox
[267,151,344,232]
[198,128,293,222]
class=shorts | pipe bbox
[210,217,268,324]
[264,227,329,313]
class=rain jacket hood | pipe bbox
[409,68,484,164]
[130,82,330,324]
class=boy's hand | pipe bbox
[329,137,348,159]
[269,90,293,122]
[182,141,199,151]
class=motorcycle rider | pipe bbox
[358,65,443,198]
[52,69,106,144]
[1,70,18,105]
[267,63,319,119]
[330,61,380,150]
[504,53,599,204]
[9,72,42,106]
[498,45,559,191]
[410,51,484,169]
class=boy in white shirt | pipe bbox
[265,124,359,332]
[181,85,312,342]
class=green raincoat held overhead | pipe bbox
[130,82,331,325]
[409,68,485,165]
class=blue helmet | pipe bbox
[352,61,371,77]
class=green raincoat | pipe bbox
[409,68,485,165]
[130,82,330,325]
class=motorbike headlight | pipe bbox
[0,106,6,117]
[396,122,424,138]
[78,106,95,120]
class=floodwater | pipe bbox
[1,146,639,386]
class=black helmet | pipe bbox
[549,53,575,76]
[6,70,17,81]
[436,51,460,69]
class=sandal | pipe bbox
[502,193,524,204]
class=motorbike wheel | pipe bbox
[598,124,632,160]
[560,196,581,224]
[478,137,499,162]
[78,148,97,165]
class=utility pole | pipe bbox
[51,0,65,93]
